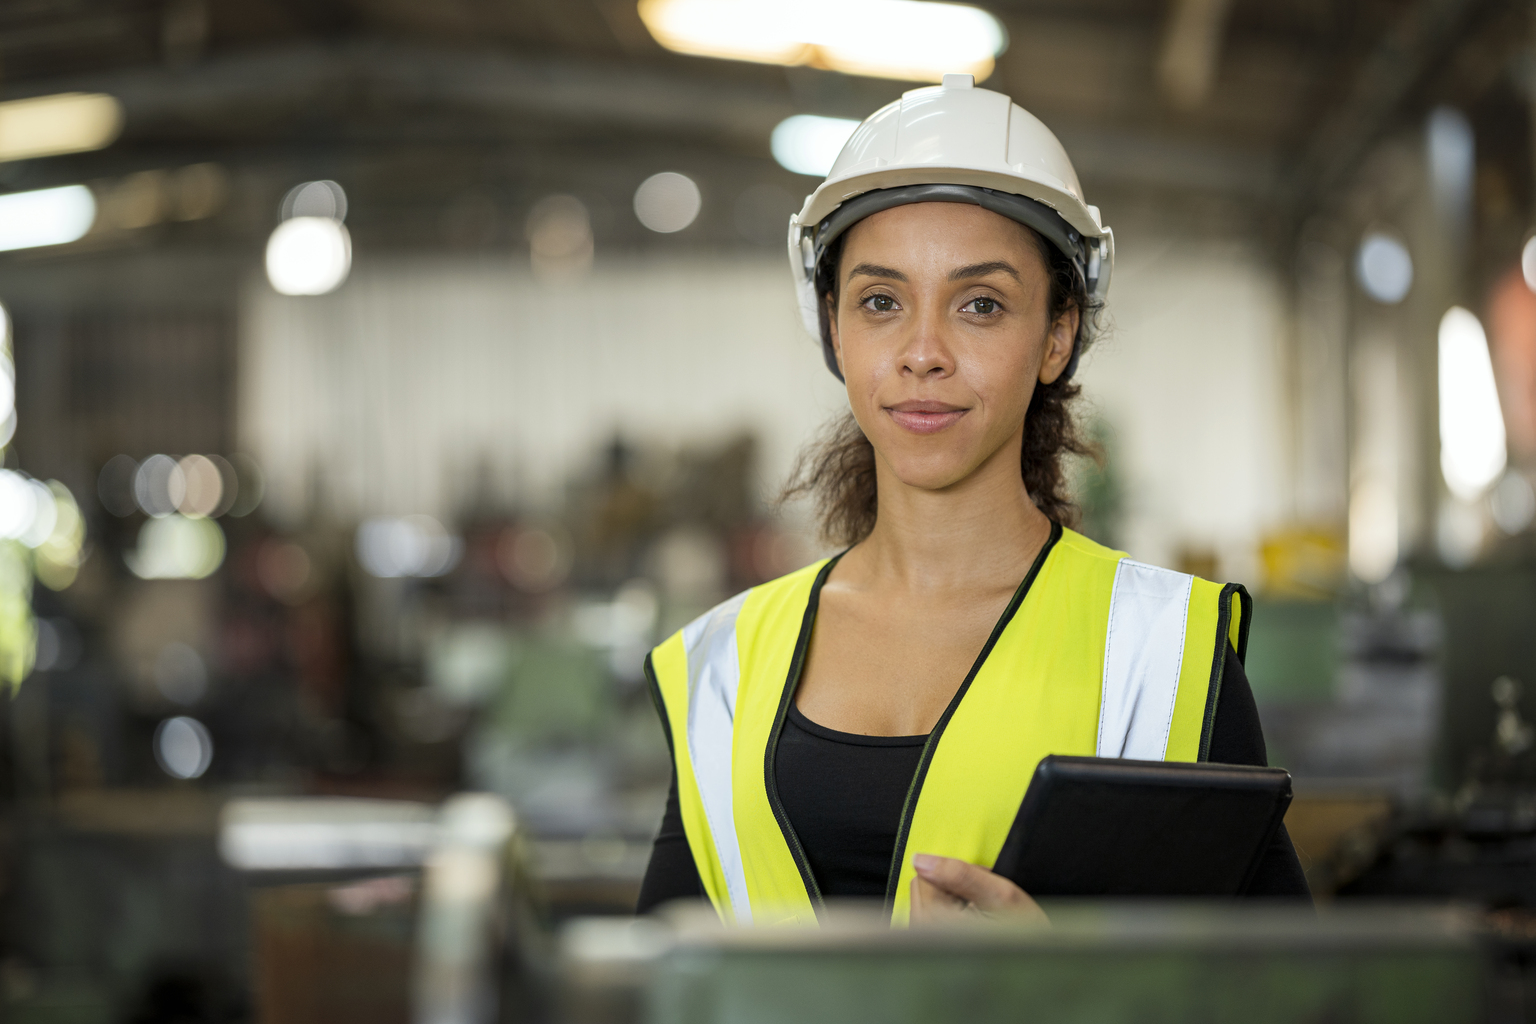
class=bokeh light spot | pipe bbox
[1439,305,1506,500]
[134,453,184,518]
[633,172,701,234]
[266,216,352,296]
[281,179,348,222]
[771,115,860,177]
[1356,231,1413,304]
[126,514,226,579]
[525,195,594,282]
[356,516,462,578]
[176,454,223,518]
[155,715,213,780]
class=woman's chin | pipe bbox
[878,451,984,493]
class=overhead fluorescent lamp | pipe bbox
[0,93,123,163]
[638,0,1006,83]
[0,185,96,251]
[772,115,860,176]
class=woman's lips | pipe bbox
[886,400,968,434]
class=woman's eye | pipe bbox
[865,294,897,312]
[965,297,1000,315]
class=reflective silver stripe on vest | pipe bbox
[1096,559,1194,760]
[681,588,753,924]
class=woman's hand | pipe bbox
[909,854,1048,925]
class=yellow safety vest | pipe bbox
[644,523,1250,927]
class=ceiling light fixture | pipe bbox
[267,181,352,296]
[266,217,352,295]
[771,115,860,176]
[0,92,123,163]
[0,185,97,252]
[637,0,1006,83]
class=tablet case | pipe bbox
[991,755,1293,897]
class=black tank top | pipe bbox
[773,703,926,898]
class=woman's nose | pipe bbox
[898,308,955,378]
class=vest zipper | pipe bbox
[880,521,1062,915]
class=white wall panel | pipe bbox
[241,247,1289,586]
[240,255,847,527]
[1077,238,1288,584]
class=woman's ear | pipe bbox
[1038,304,1079,385]
[826,293,846,378]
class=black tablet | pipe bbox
[991,755,1292,897]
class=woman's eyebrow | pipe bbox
[949,260,1020,282]
[846,262,908,282]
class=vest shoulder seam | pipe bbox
[652,558,831,653]
[1061,530,1238,590]
[749,558,832,595]
[1054,527,1129,565]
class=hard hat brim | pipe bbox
[806,184,1088,288]
[794,183,1103,382]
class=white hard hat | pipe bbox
[787,73,1113,380]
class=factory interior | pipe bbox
[7,0,1536,1021]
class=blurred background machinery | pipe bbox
[559,903,1490,1024]
[8,0,1536,1020]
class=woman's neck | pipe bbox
[842,434,1053,594]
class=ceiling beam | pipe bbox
[1285,0,1493,216]
[1156,0,1234,111]
[3,40,810,149]
[3,38,1281,207]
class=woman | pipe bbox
[638,76,1308,926]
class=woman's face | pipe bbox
[827,202,1078,494]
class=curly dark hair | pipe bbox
[782,217,1098,547]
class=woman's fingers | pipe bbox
[912,854,1019,908]
[911,854,1048,922]
[910,874,969,923]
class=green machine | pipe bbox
[562,903,1485,1024]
